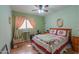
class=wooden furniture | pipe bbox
[50,28,72,41]
[13,38,28,49]
[30,34,35,40]
[71,36,79,52]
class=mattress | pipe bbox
[32,34,68,54]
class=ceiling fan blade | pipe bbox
[35,5,42,7]
[34,5,48,9]
[32,9,38,11]
[35,5,42,9]
[44,5,48,8]
[34,5,38,7]
[44,10,48,12]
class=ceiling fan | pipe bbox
[32,5,48,13]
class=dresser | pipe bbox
[71,36,79,52]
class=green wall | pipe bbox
[12,6,79,36]
[1,5,79,53]
[45,6,79,36]
[0,6,12,53]
[12,11,45,34]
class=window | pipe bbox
[19,19,33,30]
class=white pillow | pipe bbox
[57,30,66,36]
[49,30,56,35]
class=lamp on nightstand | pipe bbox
[19,19,33,41]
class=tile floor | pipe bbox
[11,41,38,54]
[11,41,79,54]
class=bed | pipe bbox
[32,28,71,54]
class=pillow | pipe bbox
[49,29,57,35]
[57,30,67,36]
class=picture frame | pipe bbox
[57,18,63,27]
[9,16,12,24]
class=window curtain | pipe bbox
[11,16,35,48]
[15,16,26,29]
[12,16,35,39]
[28,17,36,34]
[29,18,36,28]
[14,16,26,40]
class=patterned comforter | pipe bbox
[32,34,68,54]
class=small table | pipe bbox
[71,36,79,52]
[30,34,35,40]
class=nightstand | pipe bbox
[30,34,35,40]
[71,36,79,52]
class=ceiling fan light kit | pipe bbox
[38,9,44,13]
[32,5,48,14]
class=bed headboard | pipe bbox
[50,28,72,41]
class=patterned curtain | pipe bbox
[11,16,35,48]
[28,17,36,34]
[14,16,26,40]
[15,16,26,29]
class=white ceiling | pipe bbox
[10,5,70,16]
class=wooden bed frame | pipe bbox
[50,28,72,43]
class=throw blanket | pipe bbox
[34,34,66,45]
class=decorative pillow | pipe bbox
[49,30,57,35]
[57,30,66,36]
